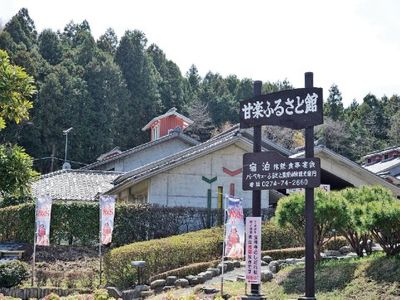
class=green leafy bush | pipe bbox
[261,247,305,260]
[261,221,302,250]
[275,189,348,260]
[339,185,394,257]
[363,201,400,256]
[0,260,29,288]
[104,227,223,288]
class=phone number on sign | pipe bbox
[259,179,309,187]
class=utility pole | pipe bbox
[62,127,73,170]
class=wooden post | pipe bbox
[250,80,263,297]
[299,72,316,300]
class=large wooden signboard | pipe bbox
[240,88,323,129]
[242,152,321,190]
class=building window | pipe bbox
[152,123,160,140]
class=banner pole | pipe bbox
[99,197,103,287]
[31,201,37,287]
[220,195,228,297]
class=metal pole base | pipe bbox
[298,297,316,300]
[241,295,267,300]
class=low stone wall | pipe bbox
[0,287,91,299]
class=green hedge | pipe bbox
[261,247,305,260]
[2,202,264,246]
[104,221,302,288]
[104,227,224,288]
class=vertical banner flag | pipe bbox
[224,196,245,259]
[35,196,52,246]
[245,217,262,284]
[100,195,116,245]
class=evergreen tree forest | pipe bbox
[0,9,399,173]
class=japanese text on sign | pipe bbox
[245,217,262,284]
[240,88,323,129]
[243,152,321,190]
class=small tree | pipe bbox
[363,200,400,256]
[275,188,348,260]
[339,185,394,257]
[0,143,37,206]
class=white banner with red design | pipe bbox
[245,217,262,284]
[35,195,52,246]
[224,196,245,259]
[100,195,116,245]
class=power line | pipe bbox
[33,156,88,166]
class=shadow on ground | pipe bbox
[278,260,359,295]
[364,255,400,283]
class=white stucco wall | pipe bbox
[148,144,269,209]
[94,138,191,172]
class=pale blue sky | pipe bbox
[1,0,400,106]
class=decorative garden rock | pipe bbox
[150,279,166,290]
[122,289,138,300]
[339,245,352,255]
[217,263,227,272]
[175,278,189,288]
[232,260,241,268]
[324,250,341,257]
[261,270,274,282]
[162,286,175,292]
[166,276,177,286]
[186,275,200,286]
[207,267,220,276]
[268,261,280,274]
[262,255,273,263]
[140,290,154,298]
[204,270,214,279]
[106,287,122,299]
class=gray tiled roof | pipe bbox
[32,169,122,201]
[108,124,291,193]
[81,132,199,170]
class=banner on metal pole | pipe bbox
[224,196,245,259]
[245,217,262,284]
[35,195,52,246]
[100,195,116,245]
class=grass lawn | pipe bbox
[198,253,400,300]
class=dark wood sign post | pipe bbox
[240,73,322,300]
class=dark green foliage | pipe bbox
[324,84,344,121]
[0,260,29,288]
[261,221,302,250]
[38,29,63,65]
[363,201,400,256]
[339,186,394,257]
[275,189,348,260]
[104,227,223,288]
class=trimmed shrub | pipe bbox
[261,221,302,250]
[104,227,223,288]
[339,185,394,257]
[0,260,29,288]
[149,260,220,281]
[363,201,400,256]
[261,247,305,260]
[275,189,348,260]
